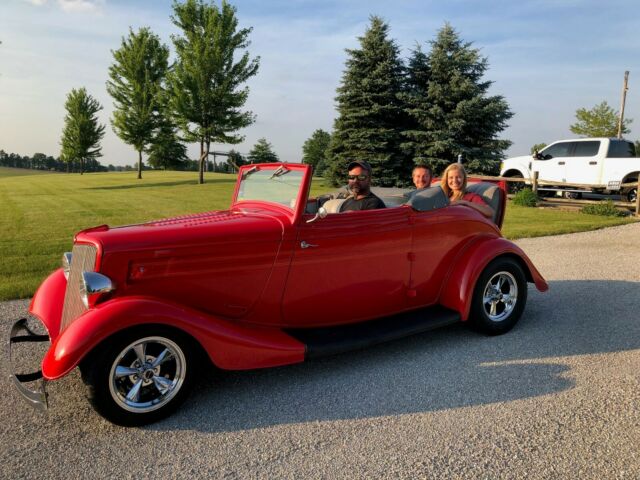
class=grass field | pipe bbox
[0,167,636,300]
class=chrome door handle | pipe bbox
[300,241,318,249]
[558,161,565,165]
[589,161,597,165]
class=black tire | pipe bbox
[563,191,582,200]
[469,257,527,335]
[626,187,637,203]
[504,173,524,194]
[81,326,197,426]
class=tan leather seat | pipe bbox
[322,198,348,213]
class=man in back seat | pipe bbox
[340,160,386,211]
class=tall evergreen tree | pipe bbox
[146,111,189,170]
[324,16,408,187]
[168,0,260,184]
[59,87,105,175]
[409,23,513,175]
[400,45,432,168]
[107,27,170,179]
[302,129,331,175]
[247,138,279,163]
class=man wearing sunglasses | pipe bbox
[340,160,386,211]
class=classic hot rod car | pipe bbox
[9,163,547,426]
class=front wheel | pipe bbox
[81,327,197,426]
[469,257,527,335]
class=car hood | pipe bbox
[75,209,286,253]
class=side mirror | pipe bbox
[306,207,328,224]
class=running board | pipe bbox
[285,306,460,359]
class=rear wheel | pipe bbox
[81,327,197,426]
[563,191,582,199]
[470,258,527,335]
[626,187,637,203]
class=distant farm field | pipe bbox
[0,168,636,300]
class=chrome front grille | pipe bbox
[59,244,97,333]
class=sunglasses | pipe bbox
[347,174,369,181]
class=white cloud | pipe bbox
[23,0,48,5]
[57,0,104,13]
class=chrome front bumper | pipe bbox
[7,318,49,411]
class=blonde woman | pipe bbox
[440,163,493,218]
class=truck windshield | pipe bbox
[236,166,304,208]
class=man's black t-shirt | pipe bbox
[340,192,386,211]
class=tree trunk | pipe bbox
[198,138,205,184]
[137,150,142,180]
[80,159,84,175]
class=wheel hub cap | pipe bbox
[482,271,518,322]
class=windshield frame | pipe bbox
[232,163,312,222]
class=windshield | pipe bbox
[236,165,305,208]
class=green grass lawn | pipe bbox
[0,169,636,300]
[0,166,60,177]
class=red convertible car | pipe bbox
[9,163,547,426]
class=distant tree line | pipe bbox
[0,150,106,173]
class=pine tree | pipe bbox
[59,87,106,175]
[168,0,259,184]
[400,45,432,169]
[146,111,189,170]
[247,138,279,163]
[107,27,169,179]
[324,16,409,187]
[302,129,331,175]
[410,23,512,175]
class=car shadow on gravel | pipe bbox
[2,279,638,432]
[150,279,640,434]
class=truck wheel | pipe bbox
[81,327,196,426]
[626,187,637,203]
[504,173,524,194]
[563,191,582,199]
[470,258,527,335]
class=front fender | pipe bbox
[439,237,548,321]
[41,296,306,380]
[29,268,67,340]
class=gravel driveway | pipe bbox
[1,223,639,479]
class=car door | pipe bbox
[534,141,572,183]
[282,206,412,327]
[564,140,602,185]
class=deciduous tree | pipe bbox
[168,0,259,184]
[59,87,105,175]
[570,101,631,137]
[107,27,169,179]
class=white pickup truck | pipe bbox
[500,138,638,201]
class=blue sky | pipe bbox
[0,0,638,166]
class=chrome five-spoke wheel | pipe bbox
[109,336,186,413]
[471,257,527,335]
[482,271,518,322]
[82,327,196,426]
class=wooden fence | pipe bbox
[470,173,640,216]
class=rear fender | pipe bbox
[439,237,548,321]
[41,296,305,380]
